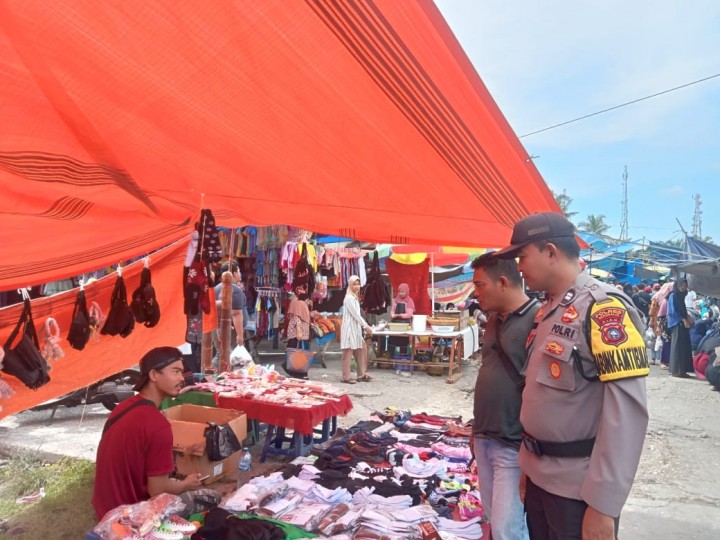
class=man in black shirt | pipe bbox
[471,253,538,540]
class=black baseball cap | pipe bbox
[495,212,576,259]
[133,346,184,391]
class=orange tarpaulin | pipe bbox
[1,0,562,414]
[0,0,559,293]
[0,240,188,419]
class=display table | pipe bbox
[217,393,352,462]
[372,325,479,383]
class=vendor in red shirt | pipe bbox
[92,346,203,520]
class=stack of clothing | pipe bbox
[218,410,484,539]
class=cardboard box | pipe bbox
[164,404,247,484]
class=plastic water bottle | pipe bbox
[237,447,252,487]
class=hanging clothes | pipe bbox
[362,252,391,315]
[198,209,222,263]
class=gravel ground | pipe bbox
[1,345,719,538]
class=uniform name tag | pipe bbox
[551,323,576,339]
[589,296,649,381]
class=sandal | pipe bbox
[358,374,373,382]
[341,378,357,384]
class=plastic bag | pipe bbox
[230,345,253,364]
[93,493,184,539]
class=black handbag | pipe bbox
[2,299,51,390]
[204,422,242,461]
[67,290,91,350]
[101,276,135,338]
[131,267,161,328]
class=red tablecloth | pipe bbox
[216,393,353,435]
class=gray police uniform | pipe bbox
[519,270,649,518]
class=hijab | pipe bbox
[393,283,416,312]
[288,293,311,322]
[346,275,361,299]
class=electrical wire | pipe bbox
[518,72,720,138]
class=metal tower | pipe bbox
[619,166,629,241]
[691,194,703,238]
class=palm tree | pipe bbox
[578,214,610,235]
[552,189,577,219]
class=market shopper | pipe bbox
[92,347,212,520]
[340,275,373,383]
[215,262,248,347]
[471,253,538,540]
[668,278,694,377]
[496,212,649,540]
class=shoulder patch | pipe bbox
[590,296,649,381]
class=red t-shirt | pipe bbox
[92,395,175,520]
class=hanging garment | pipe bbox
[362,252,391,315]
[199,209,222,263]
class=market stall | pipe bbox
[373,323,480,384]
[90,409,487,540]
[172,375,353,462]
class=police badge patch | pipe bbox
[589,296,650,382]
[591,305,628,346]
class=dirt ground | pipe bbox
[1,345,719,539]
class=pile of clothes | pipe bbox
[216,410,485,539]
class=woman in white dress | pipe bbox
[341,275,373,383]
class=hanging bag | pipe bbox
[67,290,92,350]
[204,422,243,461]
[285,340,316,376]
[131,267,161,327]
[2,299,52,390]
[101,276,135,337]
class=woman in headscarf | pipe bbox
[667,278,694,377]
[654,281,674,369]
[284,284,313,379]
[390,283,415,320]
[340,275,373,383]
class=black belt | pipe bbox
[522,432,595,458]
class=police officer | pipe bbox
[495,212,649,540]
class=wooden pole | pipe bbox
[218,270,233,373]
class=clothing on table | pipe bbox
[91,396,174,520]
[341,288,370,350]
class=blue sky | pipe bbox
[435,0,720,244]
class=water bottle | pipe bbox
[237,447,252,487]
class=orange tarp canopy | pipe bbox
[0,0,561,415]
[0,0,558,292]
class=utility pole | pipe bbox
[619,166,629,241]
[691,193,703,238]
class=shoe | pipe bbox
[340,378,357,384]
[164,516,197,534]
[357,374,372,382]
[151,523,183,540]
